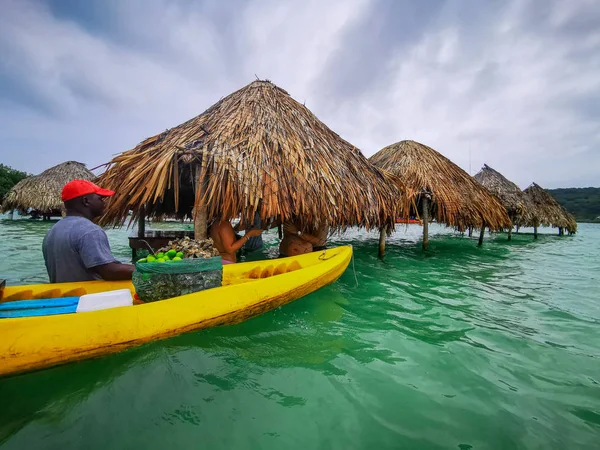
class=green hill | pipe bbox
[0,164,29,204]
[547,187,600,223]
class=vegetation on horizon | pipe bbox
[548,187,600,223]
[0,164,29,204]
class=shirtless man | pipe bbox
[279,221,329,257]
[210,219,263,264]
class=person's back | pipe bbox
[43,216,118,283]
[42,179,134,283]
[279,220,313,257]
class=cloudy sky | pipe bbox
[1,0,598,188]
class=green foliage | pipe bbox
[0,164,30,204]
[548,187,600,223]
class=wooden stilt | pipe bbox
[534,225,538,239]
[138,206,146,238]
[508,227,512,241]
[422,196,429,251]
[194,155,209,240]
[516,225,520,233]
[8,210,14,220]
[478,225,485,247]
[278,223,283,240]
[468,226,473,237]
[378,227,386,259]
[194,208,208,240]
[131,207,146,261]
[558,227,563,236]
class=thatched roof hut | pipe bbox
[523,183,577,234]
[474,164,535,227]
[1,161,95,214]
[369,141,511,248]
[98,80,408,234]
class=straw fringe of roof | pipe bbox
[370,140,511,231]
[1,161,94,213]
[474,164,536,227]
[523,183,577,233]
[98,80,409,230]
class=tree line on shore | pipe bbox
[547,187,600,223]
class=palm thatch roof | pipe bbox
[523,183,577,233]
[98,80,408,230]
[1,161,95,214]
[474,164,535,227]
[369,140,511,231]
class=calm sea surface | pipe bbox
[0,217,598,449]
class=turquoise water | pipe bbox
[0,218,599,449]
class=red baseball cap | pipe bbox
[62,180,115,202]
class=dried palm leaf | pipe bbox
[370,140,511,231]
[98,80,409,230]
[1,161,95,214]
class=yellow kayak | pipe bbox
[0,245,352,377]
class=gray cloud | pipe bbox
[0,0,598,188]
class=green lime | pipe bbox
[147,255,156,263]
[176,251,184,259]
[156,258,165,263]
[172,256,182,261]
[137,258,147,263]
[167,249,177,258]
[156,252,164,259]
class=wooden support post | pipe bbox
[558,227,563,236]
[478,225,485,247]
[194,155,209,240]
[534,225,538,239]
[133,206,146,262]
[422,196,429,251]
[138,206,146,238]
[8,210,14,220]
[508,227,512,241]
[194,208,208,240]
[468,226,473,237]
[516,225,520,233]
[278,223,283,239]
[378,227,386,259]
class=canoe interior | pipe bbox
[0,257,308,304]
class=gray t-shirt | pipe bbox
[42,216,118,283]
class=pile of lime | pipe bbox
[138,249,184,263]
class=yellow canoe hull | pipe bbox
[0,246,352,377]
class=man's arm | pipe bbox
[80,229,134,280]
[93,262,135,281]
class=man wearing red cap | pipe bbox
[42,180,134,283]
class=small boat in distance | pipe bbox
[395,218,422,225]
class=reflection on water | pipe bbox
[0,346,152,444]
[1,218,599,450]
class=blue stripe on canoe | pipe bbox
[0,304,78,318]
[0,297,79,311]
